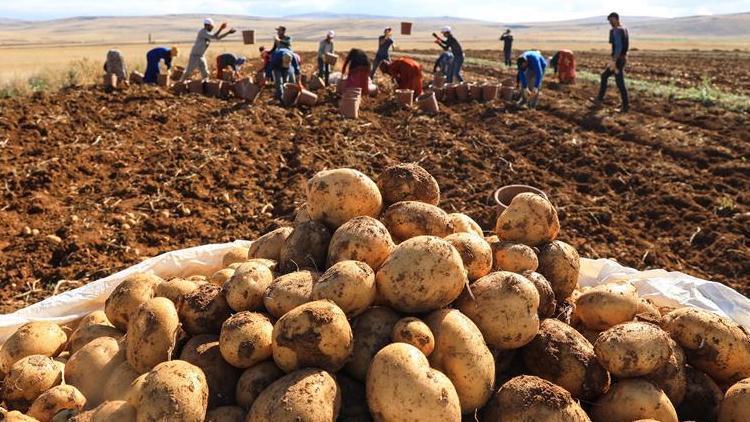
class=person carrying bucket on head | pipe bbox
[269,46,300,102]
[144,46,179,84]
[516,50,547,108]
[433,26,464,83]
[271,26,292,52]
[370,27,394,81]
[215,53,247,80]
[380,57,424,98]
[317,30,335,86]
[500,29,514,67]
[180,18,235,81]
[104,49,128,84]
[343,48,372,94]
[433,51,454,77]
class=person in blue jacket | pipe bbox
[144,46,179,84]
[270,47,301,103]
[516,50,547,108]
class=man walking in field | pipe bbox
[594,12,630,112]
[500,29,514,67]
[516,50,547,108]
[180,18,235,81]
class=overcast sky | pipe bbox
[1,0,749,22]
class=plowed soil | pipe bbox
[0,50,748,312]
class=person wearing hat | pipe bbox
[370,27,394,80]
[434,26,464,83]
[500,29,514,67]
[272,26,292,52]
[317,31,335,86]
[380,57,424,98]
[215,53,247,81]
[269,46,301,103]
[143,46,179,84]
[180,18,235,81]
[516,50,547,108]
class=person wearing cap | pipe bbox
[370,27,394,80]
[500,29,514,67]
[104,49,128,82]
[180,18,235,81]
[380,57,424,98]
[317,31,335,86]
[434,26,464,83]
[143,46,179,84]
[272,26,292,52]
[269,46,301,102]
[593,12,630,112]
[516,50,547,108]
[215,53,247,81]
[343,48,372,94]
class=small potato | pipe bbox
[180,335,240,409]
[279,220,331,273]
[248,227,293,261]
[391,317,435,357]
[495,193,560,246]
[126,297,180,373]
[66,336,126,408]
[523,271,557,318]
[376,162,440,206]
[345,307,401,381]
[536,240,580,300]
[591,379,678,422]
[447,213,483,237]
[178,283,232,335]
[380,201,453,242]
[327,216,395,270]
[0,322,67,375]
[481,375,590,422]
[104,273,162,331]
[247,368,341,422]
[223,261,274,312]
[219,312,274,369]
[90,401,136,422]
[492,240,538,273]
[645,338,687,406]
[154,277,200,302]
[209,268,235,286]
[594,322,672,378]
[135,360,208,422]
[311,261,376,317]
[2,355,63,410]
[235,361,284,410]
[102,361,140,402]
[677,366,724,422]
[28,385,86,422]
[575,283,638,331]
[206,406,245,422]
[445,232,493,281]
[222,246,249,267]
[307,168,383,229]
[263,270,318,319]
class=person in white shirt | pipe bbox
[180,18,235,81]
[317,31,335,85]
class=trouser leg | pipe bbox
[598,68,613,100]
[180,56,200,81]
[371,57,383,79]
[273,69,283,99]
[198,57,209,79]
[615,58,629,107]
[453,56,464,83]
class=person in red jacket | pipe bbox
[342,48,371,93]
[380,57,423,97]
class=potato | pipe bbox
[90,401,136,422]
[523,271,557,318]
[154,277,200,302]
[263,270,318,319]
[66,336,125,408]
[327,216,395,270]
[662,307,750,384]
[222,246,250,267]
[594,322,672,378]
[206,406,245,422]
[27,385,86,422]
[0,322,67,375]
[293,203,311,226]
[125,373,147,407]
[178,283,232,335]
[248,368,341,421]
[636,298,662,321]
[209,268,236,286]
[448,212,483,237]
[74,311,111,331]
[380,201,452,242]
[179,334,240,409]
[391,317,434,357]
[2,355,63,410]
[135,361,208,421]
[491,240,538,273]
[307,168,383,229]
[536,240,580,300]
[425,309,495,414]
[456,271,539,350]
[644,338,687,406]
[235,361,284,410]
[345,307,401,381]
[337,373,370,421]
[376,163,440,206]
[366,343,461,422]
[223,261,274,312]
[445,232,493,281]
[311,261,376,317]
[376,236,467,313]
[272,300,353,373]
[677,366,724,422]
[102,361,140,402]
[104,273,162,331]
[495,193,560,246]
[591,379,678,422]
[481,375,590,421]
[248,227,293,261]
[219,312,273,369]
[1,410,40,421]
[575,283,638,331]
[126,297,180,373]
[279,220,331,273]
[68,322,123,355]
[523,318,610,400]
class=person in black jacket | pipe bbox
[594,12,630,112]
[434,26,464,83]
[500,29,514,67]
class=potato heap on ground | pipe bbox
[2,164,749,422]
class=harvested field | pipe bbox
[0,50,748,312]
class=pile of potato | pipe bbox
[2,163,750,422]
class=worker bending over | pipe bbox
[269,47,300,102]
[343,48,372,94]
[380,57,424,97]
[216,53,247,80]
[104,49,128,82]
[433,51,454,77]
[516,50,547,108]
[144,46,178,84]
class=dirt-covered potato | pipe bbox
[327,216,395,270]
[27,385,86,422]
[481,375,590,422]
[0,409,38,421]
[367,343,461,422]
[222,246,250,267]
[70,322,124,356]
[345,307,401,381]
[591,379,678,422]
[135,360,208,421]
[380,201,453,242]
[0,322,67,376]
[391,317,435,357]
[104,273,162,331]
[262,270,318,319]
[102,362,140,402]
[662,307,750,384]
[495,193,560,247]
[377,163,440,206]
[90,401,136,422]
[523,271,557,318]
[2,355,63,410]
[575,283,638,331]
[445,232,493,281]
[279,220,331,273]
[209,268,236,286]
[178,283,232,335]
[594,322,672,378]
[235,361,284,410]
[219,312,273,369]
[247,368,341,422]
[206,406,245,422]
[644,338,687,406]
[536,240,580,300]
[272,300,353,373]
[248,227,293,261]
[179,334,240,409]
[425,309,495,414]
[311,260,376,317]
[126,297,180,373]
[66,336,126,408]
[307,168,383,229]
[677,366,724,422]
[376,236,467,313]
[456,271,539,350]
[448,212,483,237]
[223,261,275,312]
[154,277,200,302]
[636,298,662,321]
[523,318,610,400]
[492,241,538,273]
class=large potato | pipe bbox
[180,335,240,409]
[223,261,274,312]
[345,307,401,381]
[662,307,750,384]
[376,236,467,313]
[644,338,687,406]
[380,201,452,242]
[178,283,232,335]
[136,360,208,421]
[494,193,559,246]
[126,297,180,373]
[27,385,86,422]
[677,366,724,422]
[222,246,249,267]
[90,401,136,422]
[425,309,495,414]
[102,361,140,402]
[248,227,293,261]
[445,232,493,281]
[523,318,610,400]
[206,406,245,422]
[311,260,376,317]
[235,361,284,410]
[248,368,341,422]
[263,270,318,319]
[491,241,538,273]
[376,163,440,206]
[391,317,434,357]
[591,379,678,422]
[219,312,273,369]
[66,336,126,408]
[718,378,750,422]
[279,220,331,273]
[154,277,200,302]
[307,168,383,229]
[523,271,557,318]
[594,322,672,378]
[456,271,539,350]
[575,283,638,331]
[448,212,483,237]
[104,273,162,331]
[2,355,63,410]
[537,240,580,300]
[271,300,353,373]
[366,343,461,422]
[327,216,395,270]
[481,375,590,422]
[0,322,67,375]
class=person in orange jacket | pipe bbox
[380,57,423,97]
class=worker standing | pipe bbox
[215,53,247,80]
[516,50,547,108]
[434,27,464,83]
[343,48,372,94]
[104,49,128,82]
[272,26,292,52]
[317,31,335,86]
[594,12,630,112]
[269,47,300,102]
[370,27,394,80]
[180,18,235,81]
[144,46,179,84]
[380,57,424,97]
[500,29,514,67]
